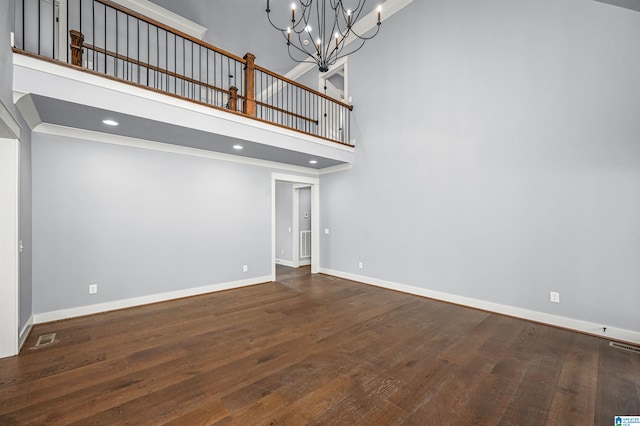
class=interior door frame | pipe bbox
[318,56,349,102]
[271,173,319,281]
[291,183,311,268]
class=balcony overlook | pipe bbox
[12,0,355,170]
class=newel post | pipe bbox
[228,86,238,111]
[69,30,84,66]
[243,52,256,116]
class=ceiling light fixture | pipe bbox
[309,159,318,164]
[266,1,382,72]
[233,145,244,150]
[102,119,118,126]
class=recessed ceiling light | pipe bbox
[102,119,118,126]
[233,145,243,150]
[309,160,318,164]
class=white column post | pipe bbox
[0,138,20,358]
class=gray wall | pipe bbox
[320,0,640,332]
[275,180,293,261]
[19,130,32,329]
[299,187,311,232]
[32,133,273,314]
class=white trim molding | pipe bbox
[35,123,326,175]
[112,0,207,39]
[319,163,352,175]
[19,315,33,350]
[34,123,353,176]
[0,138,20,358]
[275,258,296,268]
[320,268,640,345]
[272,173,320,281]
[33,275,271,324]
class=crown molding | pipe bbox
[33,123,330,175]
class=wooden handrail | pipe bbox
[94,0,351,113]
[82,42,233,96]
[16,0,355,145]
[254,64,354,111]
[95,0,247,64]
[77,42,318,123]
[14,49,357,145]
[254,100,319,124]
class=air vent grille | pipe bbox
[609,341,640,354]
[34,333,57,348]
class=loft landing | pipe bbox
[11,0,355,171]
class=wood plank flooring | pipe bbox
[0,265,638,425]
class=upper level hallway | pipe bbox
[11,0,358,172]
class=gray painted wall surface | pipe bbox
[320,0,640,332]
[19,130,32,329]
[31,134,273,314]
[299,187,311,232]
[275,181,293,262]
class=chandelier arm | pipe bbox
[326,3,340,57]
[342,22,381,41]
[266,0,381,72]
[350,0,367,23]
[286,37,319,65]
[287,46,316,65]
[293,30,317,59]
[332,38,367,63]
[266,10,289,32]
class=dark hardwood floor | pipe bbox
[0,265,638,425]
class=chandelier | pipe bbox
[266,0,382,72]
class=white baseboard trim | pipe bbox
[275,258,311,268]
[319,268,640,345]
[33,275,272,324]
[18,315,34,349]
[275,258,296,268]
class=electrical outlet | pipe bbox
[243,265,248,272]
[358,261,363,269]
[89,284,98,294]
[281,250,284,255]
[550,291,560,303]
[324,228,330,234]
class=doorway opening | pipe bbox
[318,57,349,143]
[271,173,319,281]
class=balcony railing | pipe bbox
[13,0,353,146]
